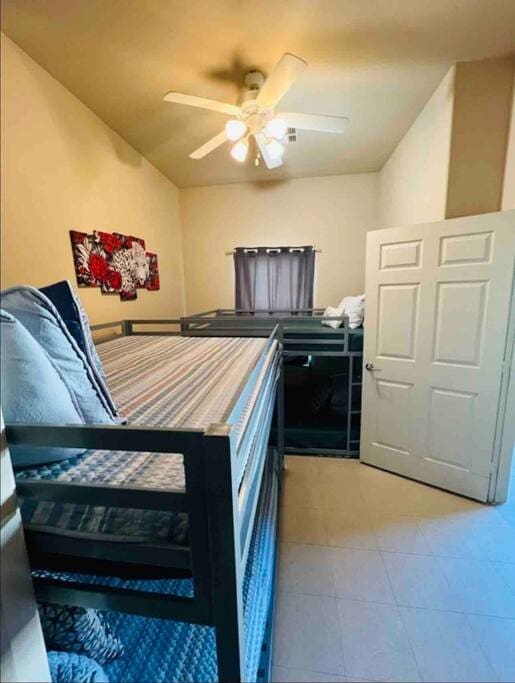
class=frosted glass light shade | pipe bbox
[265,118,288,140]
[225,119,247,141]
[265,138,285,160]
[231,139,249,162]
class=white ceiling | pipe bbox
[2,0,515,188]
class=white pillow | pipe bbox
[338,294,365,329]
[321,305,344,329]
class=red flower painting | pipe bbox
[107,269,122,290]
[89,253,109,281]
[97,231,123,254]
[69,229,160,301]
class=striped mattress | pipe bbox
[18,334,278,545]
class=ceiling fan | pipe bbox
[163,53,348,169]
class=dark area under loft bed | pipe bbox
[271,351,363,455]
[284,350,363,457]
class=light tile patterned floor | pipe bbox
[272,456,515,683]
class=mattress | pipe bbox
[33,451,279,683]
[18,335,278,546]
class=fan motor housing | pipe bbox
[239,70,267,106]
[244,70,265,91]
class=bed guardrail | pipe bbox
[91,318,282,341]
[8,423,210,621]
[7,320,284,683]
[93,312,357,355]
[177,310,358,356]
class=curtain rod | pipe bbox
[225,246,322,255]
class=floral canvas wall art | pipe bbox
[70,230,160,301]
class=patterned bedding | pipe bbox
[35,450,279,682]
[18,335,278,546]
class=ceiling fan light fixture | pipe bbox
[231,139,249,163]
[166,53,349,170]
[225,119,247,141]
[265,117,288,140]
[265,138,285,160]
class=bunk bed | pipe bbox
[6,319,283,683]
[179,309,364,457]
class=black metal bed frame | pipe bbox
[6,320,284,683]
[177,308,363,457]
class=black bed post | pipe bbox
[203,423,243,683]
[121,320,133,336]
[277,326,285,471]
[182,437,214,623]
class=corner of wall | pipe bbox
[176,186,189,315]
[377,65,455,230]
[445,56,515,218]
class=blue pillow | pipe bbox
[0,310,85,467]
[47,651,109,683]
[1,286,117,425]
[40,604,124,666]
[39,281,120,419]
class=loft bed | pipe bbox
[178,309,364,457]
[6,319,283,683]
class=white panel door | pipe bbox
[361,211,515,502]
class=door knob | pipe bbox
[365,363,382,372]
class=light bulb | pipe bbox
[265,138,285,160]
[265,117,288,140]
[231,139,249,163]
[225,119,247,141]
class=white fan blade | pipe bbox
[256,53,307,109]
[163,92,240,116]
[280,112,348,134]
[256,134,283,170]
[189,131,228,159]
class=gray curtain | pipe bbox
[234,246,315,313]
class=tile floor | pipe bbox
[272,456,515,683]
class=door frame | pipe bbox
[489,264,515,503]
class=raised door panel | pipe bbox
[426,388,476,470]
[373,379,413,457]
[377,284,419,361]
[439,231,493,266]
[380,240,422,270]
[433,281,488,367]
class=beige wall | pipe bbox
[1,35,185,324]
[502,73,515,210]
[377,59,515,229]
[180,174,378,313]
[446,57,514,218]
[377,67,455,229]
